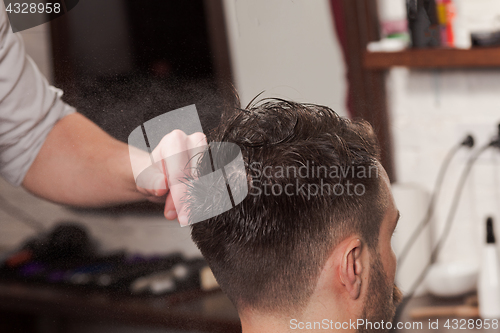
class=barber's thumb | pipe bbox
[136,167,167,195]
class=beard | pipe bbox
[357,253,403,333]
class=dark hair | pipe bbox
[188,99,384,314]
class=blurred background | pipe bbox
[1,0,500,332]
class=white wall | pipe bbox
[462,0,500,33]
[389,67,500,267]
[222,0,347,115]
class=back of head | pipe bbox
[189,99,383,315]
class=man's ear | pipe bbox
[339,238,363,300]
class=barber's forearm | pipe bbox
[22,112,146,206]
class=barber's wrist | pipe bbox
[111,141,148,201]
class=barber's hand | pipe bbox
[134,130,207,225]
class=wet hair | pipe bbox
[188,99,384,314]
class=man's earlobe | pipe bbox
[339,238,363,300]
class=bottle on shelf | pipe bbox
[478,217,500,319]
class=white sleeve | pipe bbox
[0,3,76,186]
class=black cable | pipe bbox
[392,143,490,325]
[397,135,474,267]
[0,193,46,233]
[397,145,459,266]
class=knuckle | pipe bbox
[158,129,189,157]
[162,129,186,144]
[189,132,207,147]
[170,129,187,139]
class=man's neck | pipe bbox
[239,306,354,333]
[240,312,290,333]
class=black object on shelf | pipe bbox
[472,31,500,47]
[407,0,441,48]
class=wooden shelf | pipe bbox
[364,47,500,69]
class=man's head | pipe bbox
[187,100,401,332]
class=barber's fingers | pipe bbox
[164,193,176,220]
[187,132,208,174]
[135,162,168,197]
[164,132,207,223]
[153,130,189,223]
[151,130,207,225]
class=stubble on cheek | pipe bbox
[358,254,400,333]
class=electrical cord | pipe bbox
[397,135,474,267]
[392,142,494,327]
[0,193,46,233]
